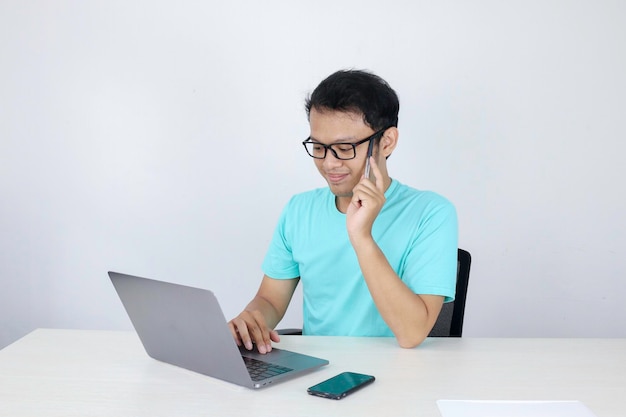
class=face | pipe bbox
[308,108,377,198]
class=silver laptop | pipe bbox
[109,271,328,389]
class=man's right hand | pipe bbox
[228,310,281,354]
[227,275,299,354]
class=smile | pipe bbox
[327,173,349,183]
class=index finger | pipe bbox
[229,317,253,350]
[368,156,384,192]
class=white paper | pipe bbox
[437,400,598,417]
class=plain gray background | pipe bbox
[1,0,625,349]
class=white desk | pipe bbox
[0,329,624,417]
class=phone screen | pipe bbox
[307,372,375,400]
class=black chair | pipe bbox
[428,248,471,337]
[278,248,472,338]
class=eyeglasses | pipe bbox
[302,128,388,160]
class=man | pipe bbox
[228,69,457,352]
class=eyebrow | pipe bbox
[308,136,358,144]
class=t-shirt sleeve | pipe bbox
[402,195,458,302]
[261,198,300,279]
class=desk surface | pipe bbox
[0,329,624,417]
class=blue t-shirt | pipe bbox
[262,179,458,337]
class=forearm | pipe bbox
[352,237,439,348]
[243,295,283,330]
[229,276,298,354]
[243,275,299,330]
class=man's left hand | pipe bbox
[346,156,385,242]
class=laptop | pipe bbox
[108,271,328,388]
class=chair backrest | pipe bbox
[428,248,472,337]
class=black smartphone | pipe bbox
[364,136,376,180]
[307,372,375,400]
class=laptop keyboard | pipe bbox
[243,356,293,382]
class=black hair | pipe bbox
[305,69,399,131]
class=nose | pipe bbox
[322,149,342,170]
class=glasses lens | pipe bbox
[329,144,356,160]
[303,141,361,160]
[304,142,325,159]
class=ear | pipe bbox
[379,127,399,159]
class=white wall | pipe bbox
[1,0,625,349]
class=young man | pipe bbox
[228,70,457,351]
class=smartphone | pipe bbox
[364,137,376,180]
[307,372,375,400]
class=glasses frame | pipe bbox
[302,127,388,160]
